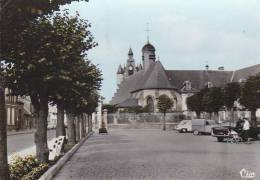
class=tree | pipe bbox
[0,0,90,176]
[157,95,174,131]
[5,11,99,162]
[240,75,260,127]
[102,104,117,113]
[223,82,241,121]
[187,91,204,118]
[202,87,224,119]
[0,72,8,180]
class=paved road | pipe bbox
[7,129,56,155]
[54,129,260,180]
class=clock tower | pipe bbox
[126,48,135,76]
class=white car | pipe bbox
[176,120,192,133]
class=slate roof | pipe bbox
[110,61,176,105]
[117,64,124,74]
[232,64,260,82]
[142,42,155,51]
[116,98,139,108]
[166,70,233,90]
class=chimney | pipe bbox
[218,66,224,71]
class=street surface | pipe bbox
[54,129,260,180]
[7,130,56,161]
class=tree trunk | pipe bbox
[82,114,86,137]
[230,107,235,122]
[163,112,166,131]
[75,116,80,142]
[80,115,84,139]
[89,115,93,132]
[251,109,257,127]
[67,114,76,145]
[34,98,49,163]
[56,103,65,137]
[87,114,90,133]
[0,81,9,179]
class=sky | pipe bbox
[63,0,260,102]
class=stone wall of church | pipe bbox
[132,89,182,112]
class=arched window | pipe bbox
[146,96,154,112]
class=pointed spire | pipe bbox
[117,64,124,74]
[128,48,133,56]
[145,22,151,43]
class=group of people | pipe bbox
[235,117,251,142]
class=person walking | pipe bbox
[242,118,250,142]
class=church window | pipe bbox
[146,96,154,112]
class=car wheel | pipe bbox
[193,130,199,136]
[217,137,224,142]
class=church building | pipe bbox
[110,41,260,113]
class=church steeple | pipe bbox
[126,48,135,76]
[142,42,156,70]
[128,48,133,56]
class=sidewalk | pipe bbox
[7,129,36,136]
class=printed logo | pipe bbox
[240,168,256,179]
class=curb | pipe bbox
[7,130,36,136]
[39,132,94,180]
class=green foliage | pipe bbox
[187,91,204,117]
[102,104,117,113]
[240,74,260,111]
[5,11,101,112]
[9,155,49,180]
[157,95,174,114]
[1,0,89,60]
[202,87,224,113]
[223,82,241,109]
[21,163,49,180]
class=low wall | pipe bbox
[107,112,185,129]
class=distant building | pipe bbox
[111,41,260,114]
[5,89,34,130]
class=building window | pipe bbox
[205,82,213,88]
[238,78,246,83]
[146,96,154,112]
[183,81,191,90]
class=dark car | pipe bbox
[211,122,260,142]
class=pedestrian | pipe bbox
[242,118,250,142]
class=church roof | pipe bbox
[110,61,176,105]
[165,70,233,90]
[232,64,260,82]
[128,48,133,56]
[117,64,124,74]
[142,42,155,51]
[116,98,139,108]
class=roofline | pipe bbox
[131,87,178,93]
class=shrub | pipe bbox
[9,155,49,180]
[22,163,49,180]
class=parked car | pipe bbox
[192,119,219,135]
[176,120,192,133]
